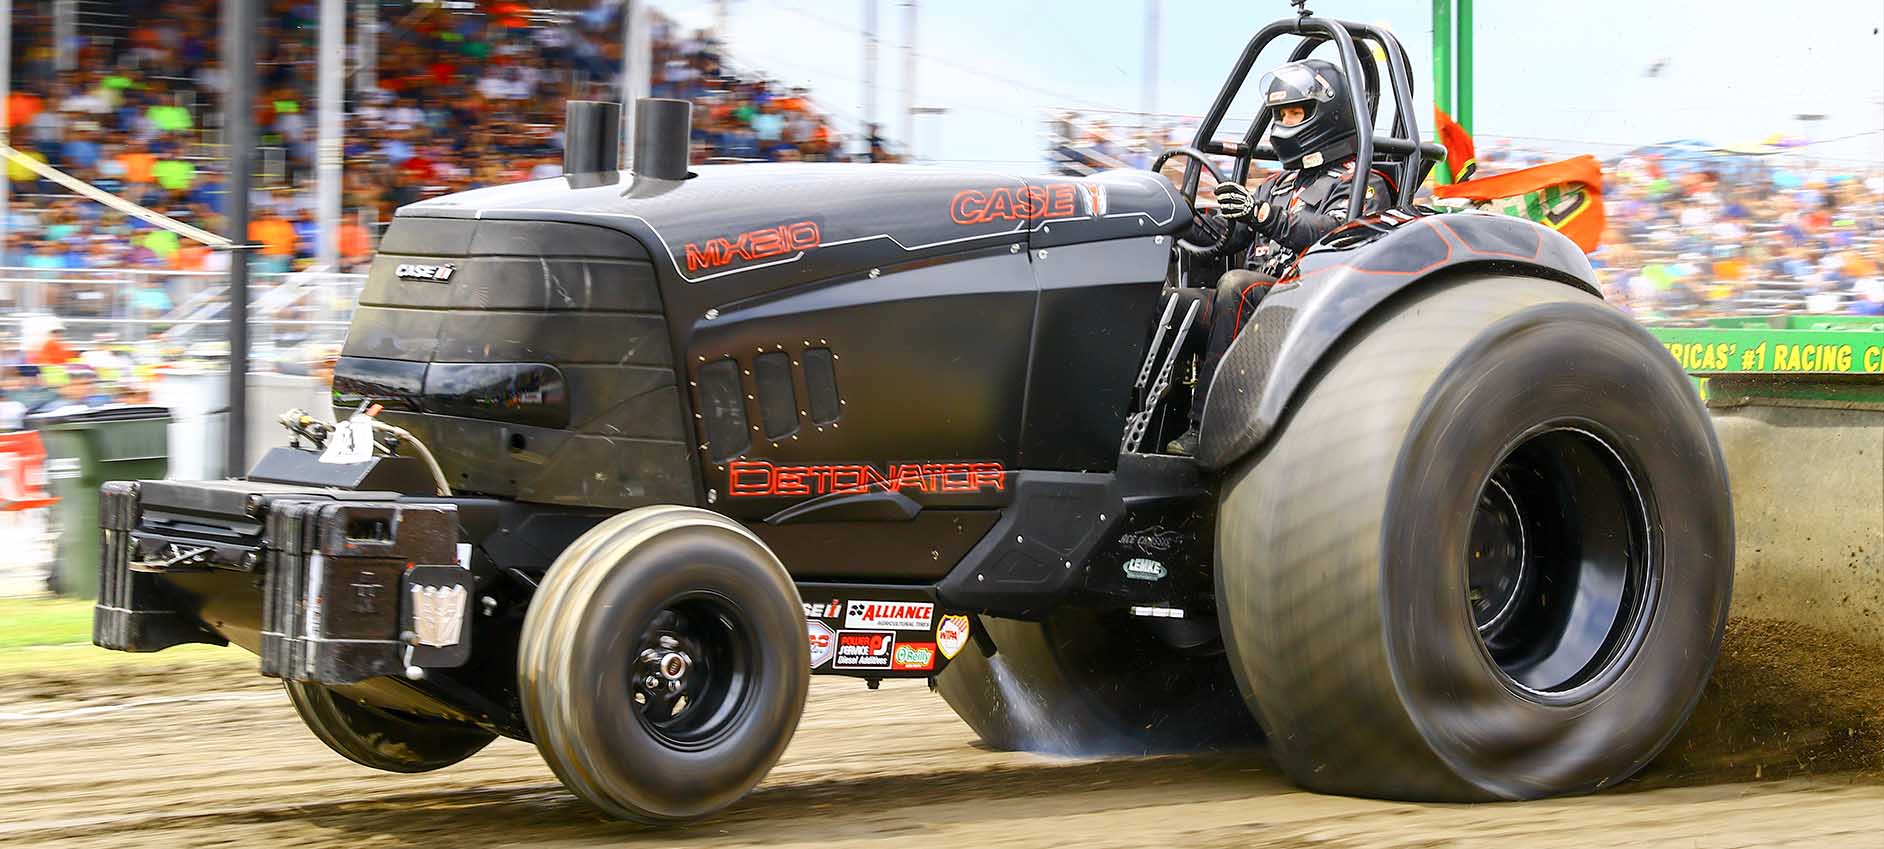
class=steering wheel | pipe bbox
[1149,146,1246,258]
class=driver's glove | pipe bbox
[1213,182,1255,221]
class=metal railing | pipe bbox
[0,266,365,358]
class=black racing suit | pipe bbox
[1190,157,1395,431]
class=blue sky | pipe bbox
[658,0,1884,172]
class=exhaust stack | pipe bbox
[632,97,693,181]
[563,100,621,176]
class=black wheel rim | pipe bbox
[629,592,756,750]
[1465,425,1657,703]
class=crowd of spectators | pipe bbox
[0,0,884,277]
[1049,113,1884,321]
[1582,151,1884,320]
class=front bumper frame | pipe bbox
[97,479,470,685]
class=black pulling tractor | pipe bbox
[93,12,1732,822]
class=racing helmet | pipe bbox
[1258,58,1359,170]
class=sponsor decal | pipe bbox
[394,262,455,282]
[1117,524,1180,555]
[726,460,1005,498]
[935,614,971,660]
[845,600,934,631]
[802,599,843,620]
[408,584,468,647]
[834,631,895,670]
[807,621,837,668]
[1123,558,1168,582]
[949,184,1086,225]
[891,642,937,672]
[683,220,821,273]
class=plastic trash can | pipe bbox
[29,405,170,598]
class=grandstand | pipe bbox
[1,0,887,279]
[1,4,1879,419]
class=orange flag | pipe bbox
[1433,108,1478,181]
[1434,154,1607,253]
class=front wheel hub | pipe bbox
[627,597,757,750]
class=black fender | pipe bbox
[1195,212,1600,471]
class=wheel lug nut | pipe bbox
[643,675,660,690]
[658,635,679,649]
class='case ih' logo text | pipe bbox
[394,263,455,282]
[683,221,820,273]
[726,460,1005,498]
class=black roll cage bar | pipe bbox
[1181,15,1449,222]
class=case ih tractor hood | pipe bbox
[400,161,1186,283]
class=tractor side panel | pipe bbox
[685,247,1037,520]
[1195,213,1600,471]
[1022,235,1172,470]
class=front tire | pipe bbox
[1215,275,1732,801]
[518,506,808,823]
[284,681,495,773]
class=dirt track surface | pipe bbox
[3,619,1882,848]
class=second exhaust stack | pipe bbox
[632,98,693,180]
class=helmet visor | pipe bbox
[1258,63,1338,108]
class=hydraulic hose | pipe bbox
[368,419,453,497]
[278,407,453,497]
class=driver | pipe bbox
[1170,57,1395,456]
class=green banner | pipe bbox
[1651,327,1884,375]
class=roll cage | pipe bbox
[1180,12,1450,222]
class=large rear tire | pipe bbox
[935,609,1257,755]
[284,681,495,773]
[518,506,808,823]
[1215,276,1732,801]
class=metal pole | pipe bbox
[317,0,343,269]
[619,0,651,168]
[224,0,256,474]
[1457,0,1473,135]
[1141,0,1159,136]
[900,1,915,156]
[52,0,73,72]
[861,0,878,154]
[354,0,376,99]
[1,0,11,268]
[1431,0,1453,184]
